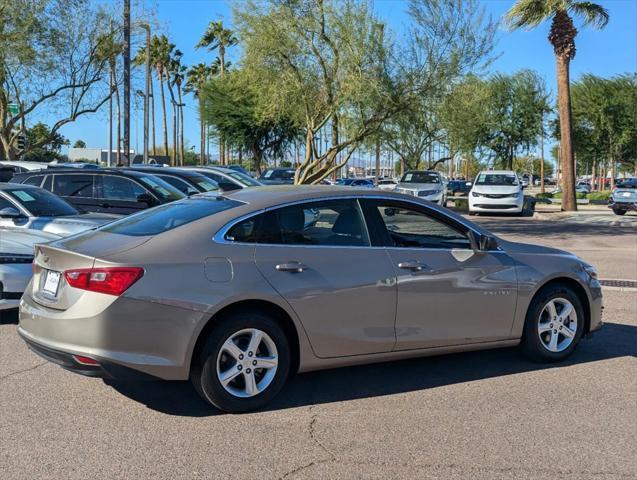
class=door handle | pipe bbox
[398,261,426,271]
[275,262,306,273]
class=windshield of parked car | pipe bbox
[260,169,295,180]
[225,171,261,187]
[5,187,79,217]
[400,172,440,184]
[136,175,186,201]
[475,173,519,186]
[182,173,219,192]
[99,197,242,236]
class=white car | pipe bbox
[469,170,524,215]
[377,178,398,191]
[0,228,60,310]
[394,171,447,206]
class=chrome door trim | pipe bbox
[212,195,494,253]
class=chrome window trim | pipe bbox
[213,194,496,251]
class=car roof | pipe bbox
[0,182,39,191]
[16,168,153,178]
[478,170,516,174]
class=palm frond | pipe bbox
[504,0,552,31]
[568,1,609,29]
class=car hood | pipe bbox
[0,228,60,255]
[38,213,120,236]
[499,239,573,257]
[396,183,442,191]
[471,185,520,195]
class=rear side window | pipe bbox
[53,174,94,197]
[99,197,242,236]
[21,175,44,187]
[156,174,199,195]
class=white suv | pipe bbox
[469,170,524,215]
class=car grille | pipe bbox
[483,193,516,199]
[474,204,517,209]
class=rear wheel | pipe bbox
[520,284,585,362]
[191,311,291,413]
[612,207,627,216]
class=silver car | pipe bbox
[394,170,447,206]
[0,184,119,236]
[18,186,602,412]
[1,228,59,311]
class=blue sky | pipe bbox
[57,0,637,155]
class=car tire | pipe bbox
[468,211,477,216]
[612,208,626,216]
[191,311,291,413]
[520,284,585,363]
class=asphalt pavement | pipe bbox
[1,213,635,479]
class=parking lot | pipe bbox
[1,212,635,480]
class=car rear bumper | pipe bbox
[18,291,204,380]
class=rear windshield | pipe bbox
[136,175,186,201]
[5,187,79,216]
[99,197,241,236]
[260,169,295,180]
[226,171,261,187]
[183,173,219,192]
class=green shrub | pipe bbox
[452,198,468,210]
[587,191,611,201]
[535,192,553,199]
[553,191,587,199]
[553,192,562,198]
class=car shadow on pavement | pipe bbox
[470,217,637,239]
[105,321,636,417]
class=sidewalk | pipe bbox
[533,204,637,226]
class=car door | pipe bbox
[253,198,397,358]
[360,198,518,350]
[96,175,155,214]
[51,174,100,212]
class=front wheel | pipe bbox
[520,284,585,362]
[191,312,291,413]
[612,207,627,216]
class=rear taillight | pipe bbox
[64,267,144,296]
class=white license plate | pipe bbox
[622,192,631,197]
[42,270,61,296]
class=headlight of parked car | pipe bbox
[471,191,482,197]
[583,264,598,280]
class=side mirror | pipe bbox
[0,207,24,219]
[479,234,498,251]
[136,192,157,206]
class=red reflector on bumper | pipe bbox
[72,355,99,366]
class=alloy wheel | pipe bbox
[216,328,278,398]
[537,297,578,353]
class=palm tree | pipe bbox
[505,0,609,211]
[172,60,188,165]
[197,21,237,164]
[96,30,123,165]
[148,35,174,159]
[185,63,212,165]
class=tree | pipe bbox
[0,0,114,160]
[505,0,609,211]
[185,63,213,164]
[96,28,123,164]
[171,57,187,165]
[201,70,302,172]
[236,0,401,184]
[197,20,237,165]
[384,0,497,172]
[22,122,68,162]
[569,73,637,187]
[72,140,86,148]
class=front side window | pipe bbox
[226,200,370,246]
[53,174,94,197]
[102,175,148,201]
[375,203,470,249]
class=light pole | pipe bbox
[122,0,131,166]
[140,23,151,164]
